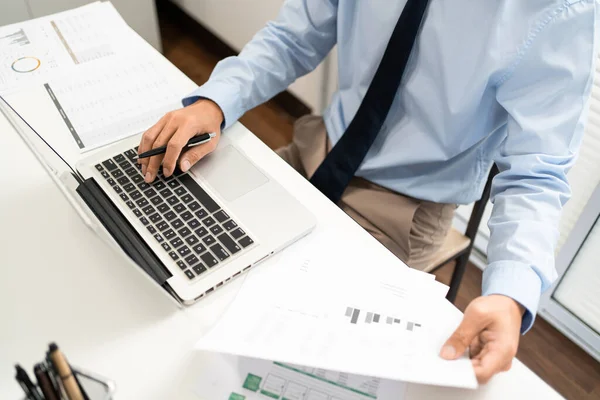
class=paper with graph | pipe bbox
[195,230,477,390]
[43,56,187,150]
[193,353,407,400]
[0,2,191,152]
[0,2,130,93]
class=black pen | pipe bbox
[46,351,67,399]
[34,363,60,400]
[15,364,44,400]
[134,132,216,160]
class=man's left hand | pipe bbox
[440,295,524,384]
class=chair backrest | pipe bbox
[464,164,499,240]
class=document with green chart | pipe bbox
[195,230,476,389]
[193,353,406,400]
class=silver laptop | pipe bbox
[74,132,316,305]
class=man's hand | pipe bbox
[440,295,524,384]
[138,99,224,182]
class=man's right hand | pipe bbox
[138,99,224,183]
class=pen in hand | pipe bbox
[134,132,216,160]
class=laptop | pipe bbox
[72,132,317,305]
[1,92,316,305]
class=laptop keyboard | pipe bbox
[94,148,254,281]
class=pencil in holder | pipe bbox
[21,367,116,400]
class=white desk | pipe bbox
[0,74,563,400]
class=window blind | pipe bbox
[553,216,600,333]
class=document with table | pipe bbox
[194,230,477,399]
[193,353,408,400]
[0,3,479,399]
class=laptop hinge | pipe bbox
[76,177,172,285]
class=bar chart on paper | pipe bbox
[1,29,41,75]
[0,4,115,92]
[0,3,141,94]
[0,29,30,47]
[344,307,421,332]
[0,24,61,91]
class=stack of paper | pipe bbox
[0,2,192,152]
[194,230,477,399]
[0,2,131,93]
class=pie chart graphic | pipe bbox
[11,56,41,73]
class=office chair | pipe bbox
[423,164,499,303]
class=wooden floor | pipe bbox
[157,7,600,399]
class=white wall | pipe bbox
[0,0,30,26]
[171,0,333,113]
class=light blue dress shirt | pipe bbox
[183,0,599,332]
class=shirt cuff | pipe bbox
[482,261,543,334]
[182,80,246,130]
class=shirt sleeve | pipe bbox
[182,0,338,129]
[485,1,597,334]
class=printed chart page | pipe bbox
[194,352,407,400]
[44,55,190,151]
[196,230,477,389]
[0,1,194,152]
[0,2,132,93]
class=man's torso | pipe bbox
[325,0,581,203]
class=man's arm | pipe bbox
[183,0,339,129]
[485,0,596,333]
[138,0,338,180]
[442,0,597,383]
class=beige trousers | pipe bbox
[276,115,456,271]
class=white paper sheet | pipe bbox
[196,231,477,389]
[0,2,130,93]
[0,2,188,151]
[45,56,188,151]
[46,2,126,65]
[193,353,407,400]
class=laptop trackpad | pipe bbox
[194,145,269,201]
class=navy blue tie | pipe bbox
[309,0,431,203]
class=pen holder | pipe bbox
[20,367,116,400]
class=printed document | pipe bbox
[193,353,407,400]
[0,2,131,93]
[195,230,478,389]
[0,2,191,151]
[44,56,189,150]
